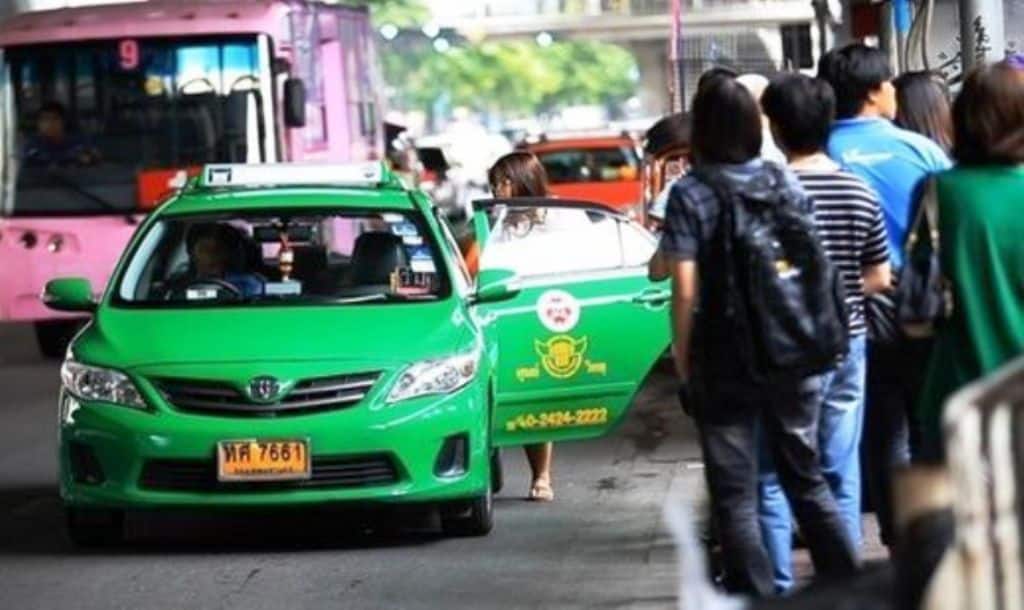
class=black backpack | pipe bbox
[692,165,849,385]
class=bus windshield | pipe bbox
[4,35,271,217]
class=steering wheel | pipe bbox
[229,75,260,93]
[503,210,535,239]
[177,77,218,95]
[179,278,243,300]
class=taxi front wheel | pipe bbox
[65,507,124,548]
[440,486,494,537]
[490,449,503,494]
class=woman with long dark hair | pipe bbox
[894,71,954,153]
[485,151,556,502]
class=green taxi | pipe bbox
[44,163,670,545]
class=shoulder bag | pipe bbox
[895,178,953,338]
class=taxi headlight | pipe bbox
[60,360,146,409]
[387,348,480,404]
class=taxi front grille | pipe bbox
[154,372,380,417]
[139,454,399,492]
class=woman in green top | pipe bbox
[918,58,1024,455]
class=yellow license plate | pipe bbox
[217,439,310,482]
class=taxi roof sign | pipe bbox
[199,162,391,190]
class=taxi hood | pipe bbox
[75,300,472,371]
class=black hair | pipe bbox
[696,66,738,93]
[691,76,762,164]
[187,223,231,253]
[762,74,836,156]
[817,44,892,119]
[894,71,953,152]
[644,112,692,157]
[187,222,251,272]
[39,101,66,120]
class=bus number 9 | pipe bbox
[119,39,140,71]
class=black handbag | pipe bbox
[895,178,953,338]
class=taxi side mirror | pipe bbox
[43,278,97,313]
[474,268,520,304]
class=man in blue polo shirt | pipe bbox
[818,43,951,549]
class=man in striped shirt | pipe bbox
[756,73,892,593]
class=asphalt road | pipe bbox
[0,322,707,610]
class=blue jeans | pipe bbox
[757,335,867,593]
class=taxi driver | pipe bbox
[183,223,264,298]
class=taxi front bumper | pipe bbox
[57,385,490,509]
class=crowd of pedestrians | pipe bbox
[651,45,1024,597]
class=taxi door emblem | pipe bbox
[536,290,580,333]
[248,376,282,403]
[535,335,588,379]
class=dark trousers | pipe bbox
[862,338,932,546]
[695,376,859,597]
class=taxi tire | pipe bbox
[65,507,124,548]
[35,320,83,359]
[440,486,493,537]
[490,449,503,494]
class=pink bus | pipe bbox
[0,0,384,356]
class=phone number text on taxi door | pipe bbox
[504,408,609,432]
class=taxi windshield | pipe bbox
[115,210,450,307]
[535,145,639,185]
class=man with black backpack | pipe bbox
[657,75,858,596]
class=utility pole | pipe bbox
[893,0,911,72]
[959,0,1006,73]
[669,0,685,112]
[878,2,900,74]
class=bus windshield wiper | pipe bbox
[48,169,137,224]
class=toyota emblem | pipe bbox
[248,376,281,403]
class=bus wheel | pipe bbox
[34,320,82,359]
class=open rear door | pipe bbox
[472,198,671,447]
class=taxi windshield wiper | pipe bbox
[47,169,137,224]
[319,294,389,304]
[383,292,437,302]
[328,293,436,304]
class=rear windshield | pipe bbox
[115,209,450,307]
[535,146,639,185]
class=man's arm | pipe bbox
[859,180,891,295]
[862,262,891,295]
[669,259,699,381]
[648,248,670,282]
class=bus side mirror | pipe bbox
[284,78,306,128]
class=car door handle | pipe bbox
[631,289,671,306]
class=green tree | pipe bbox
[355,0,639,117]
[379,37,638,117]
[360,0,429,26]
